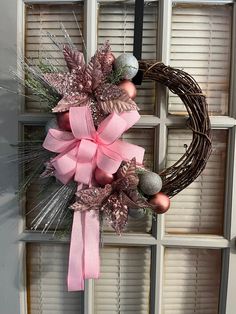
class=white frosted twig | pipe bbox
[73,11,87,55]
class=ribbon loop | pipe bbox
[97,112,127,145]
[75,139,98,184]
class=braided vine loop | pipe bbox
[139,61,212,198]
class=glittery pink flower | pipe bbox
[43,42,138,116]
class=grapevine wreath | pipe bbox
[16,41,211,291]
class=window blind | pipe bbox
[94,247,151,314]
[98,2,158,115]
[25,4,84,112]
[27,244,83,314]
[163,248,222,314]
[165,129,227,235]
[122,128,154,170]
[169,4,232,115]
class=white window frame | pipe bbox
[0,0,234,313]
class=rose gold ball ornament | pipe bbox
[95,168,114,186]
[118,80,137,100]
[149,192,170,214]
[56,111,71,131]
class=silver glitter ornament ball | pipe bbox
[114,53,139,80]
[139,172,163,196]
[45,118,60,132]
[128,208,146,219]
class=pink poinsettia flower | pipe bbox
[43,42,138,116]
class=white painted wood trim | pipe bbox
[224,126,236,313]
[162,235,230,248]
[220,4,236,313]
[20,231,157,245]
[84,279,94,314]
[154,244,164,314]
[230,3,236,118]
[154,1,173,313]
[85,0,97,61]
[172,0,234,4]
[23,0,83,3]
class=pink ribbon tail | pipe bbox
[68,186,100,291]
[84,210,100,279]
[68,210,84,291]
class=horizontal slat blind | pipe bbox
[122,128,154,170]
[27,244,83,314]
[169,4,232,115]
[25,4,84,112]
[163,248,222,314]
[165,129,227,235]
[94,247,151,314]
[98,2,158,114]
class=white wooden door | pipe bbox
[0,0,236,313]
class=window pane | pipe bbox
[163,248,222,314]
[94,246,151,314]
[25,3,84,112]
[165,129,227,235]
[27,244,83,314]
[98,2,158,115]
[169,4,232,116]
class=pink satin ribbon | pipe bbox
[68,184,100,291]
[43,106,145,185]
[43,106,144,291]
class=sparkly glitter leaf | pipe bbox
[52,94,90,112]
[117,158,136,178]
[84,56,103,92]
[124,189,152,209]
[44,72,69,95]
[95,83,122,101]
[63,45,85,72]
[95,83,138,113]
[95,41,113,77]
[99,93,138,113]
[70,185,112,211]
[102,192,129,234]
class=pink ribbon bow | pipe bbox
[43,106,145,186]
[43,106,144,291]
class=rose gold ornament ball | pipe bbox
[56,111,71,131]
[149,192,170,214]
[95,168,114,186]
[118,80,137,100]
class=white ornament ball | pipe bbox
[139,172,163,196]
[45,118,60,132]
[128,208,146,219]
[114,53,139,80]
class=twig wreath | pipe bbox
[139,61,212,198]
[10,37,211,290]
